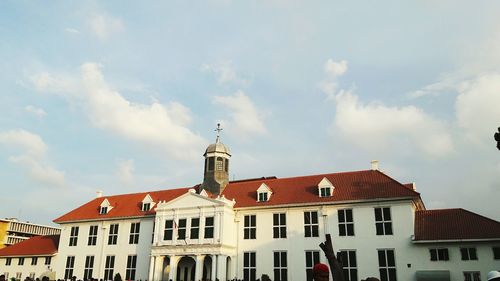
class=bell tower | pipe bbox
[201,124,231,195]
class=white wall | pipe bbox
[55,218,154,280]
[0,255,57,280]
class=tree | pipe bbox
[113,273,122,281]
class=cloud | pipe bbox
[331,90,454,157]
[213,91,266,139]
[25,105,47,118]
[80,63,206,160]
[455,73,500,144]
[0,130,65,187]
[64,28,80,34]
[319,59,348,98]
[116,159,135,186]
[88,14,124,40]
[201,61,248,86]
[29,63,206,160]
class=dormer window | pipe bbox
[141,194,155,212]
[256,183,272,202]
[318,177,334,198]
[258,192,268,202]
[99,198,112,215]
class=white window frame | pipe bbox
[244,215,256,239]
[273,251,288,281]
[273,213,287,239]
[377,249,397,281]
[429,248,449,261]
[104,255,115,281]
[374,207,393,235]
[463,271,481,281]
[64,256,75,280]
[129,222,140,244]
[126,255,137,281]
[84,255,94,281]
[243,252,256,281]
[338,209,355,236]
[304,211,319,237]
[460,247,477,261]
[69,226,79,246]
[88,225,98,246]
[339,250,357,281]
[305,250,320,281]
[108,224,119,245]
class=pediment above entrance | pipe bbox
[156,189,235,211]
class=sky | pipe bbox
[0,1,499,225]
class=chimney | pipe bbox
[371,160,379,170]
[411,182,416,191]
[96,190,103,198]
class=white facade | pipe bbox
[0,255,56,280]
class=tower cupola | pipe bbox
[201,124,231,195]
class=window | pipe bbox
[129,222,140,244]
[104,256,115,281]
[305,251,320,281]
[430,248,449,261]
[69,226,79,246]
[339,250,357,281]
[244,215,256,239]
[492,247,500,259]
[108,224,119,245]
[374,207,393,235]
[100,206,108,214]
[45,257,52,265]
[338,209,354,236]
[126,255,137,281]
[273,251,288,281]
[320,187,331,197]
[31,257,37,265]
[243,252,256,281]
[177,219,187,240]
[88,225,98,246]
[190,218,200,239]
[273,213,287,238]
[216,157,224,171]
[463,272,481,281]
[208,157,215,171]
[5,257,11,266]
[258,192,268,202]
[64,256,75,280]
[84,256,94,281]
[204,217,214,239]
[378,249,397,281]
[29,273,35,280]
[16,273,21,280]
[304,211,319,237]
[460,248,477,261]
[142,202,150,211]
[3,273,8,279]
[18,257,24,265]
[164,220,173,240]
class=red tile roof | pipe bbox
[0,235,59,257]
[54,170,420,223]
[222,170,420,208]
[414,208,500,241]
[54,188,190,223]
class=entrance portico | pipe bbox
[149,244,235,281]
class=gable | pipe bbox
[158,189,224,209]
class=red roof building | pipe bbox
[0,235,59,257]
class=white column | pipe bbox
[154,256,164,281]
[210,255,217,281]
[216,255,226,281]
[195,255,205,281]
[169,256,179,281]
[148,256,155,281]
[216,211,222,242]
[154,217,161,244]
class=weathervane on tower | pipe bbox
[215,123,223,143]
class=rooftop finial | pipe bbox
[215,123,223,143]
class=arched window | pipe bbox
[216,157,224,171]
[208,157,215,171]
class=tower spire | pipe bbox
[215,123,223,143]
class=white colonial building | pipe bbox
[2,135,499,281]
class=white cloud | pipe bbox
[88,14,124,40]
[319,59,348,98]
[25,105,47,118]
[213,91,266,138]
[29,63,206,160]
[0,130,65,187]
[324,59,348,78]
[116,159,135,186]
[332,91,454,157]
[0,129,47,158]
[80,63,206,160]
[455,73,500,144]
[64,28,80,34]
[201,61,248,86]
